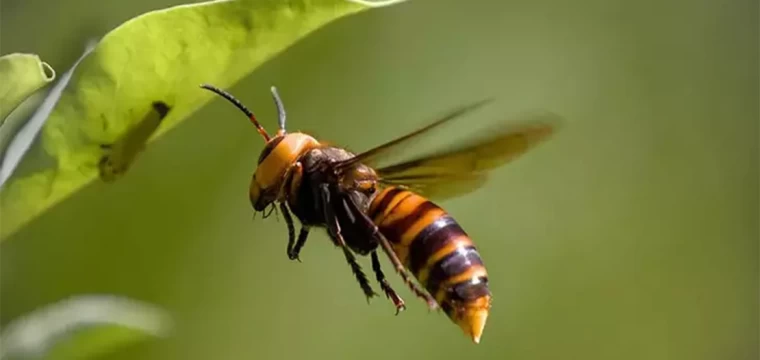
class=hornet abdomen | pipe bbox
[367,186,492,343]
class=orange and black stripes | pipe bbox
[367,186,492,320]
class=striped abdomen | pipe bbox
[367,186,492,342]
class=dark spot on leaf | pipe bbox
[151,101,171,119]
[240,15,253,32]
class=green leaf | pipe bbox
[0,53,56,125]
[0,295,172,360]
[0,54,57,170]
[0,42,97,189]
[0,0,407,241]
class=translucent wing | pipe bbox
[380,172,490,201]
[373,112,561,201]
[335,99,494,172]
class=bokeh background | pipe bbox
[1,0,757,359]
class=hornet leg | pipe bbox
[289,227,310,262]
[342,193,439,310]
[377,235,439,310]
[320,184,376,301]
[279,202,298,261]
[278,162,308,261]
[371,250,406,315]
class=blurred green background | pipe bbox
[1,0,757,359]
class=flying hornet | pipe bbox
[200,83,560,344]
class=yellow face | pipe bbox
[249,132,319,211]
